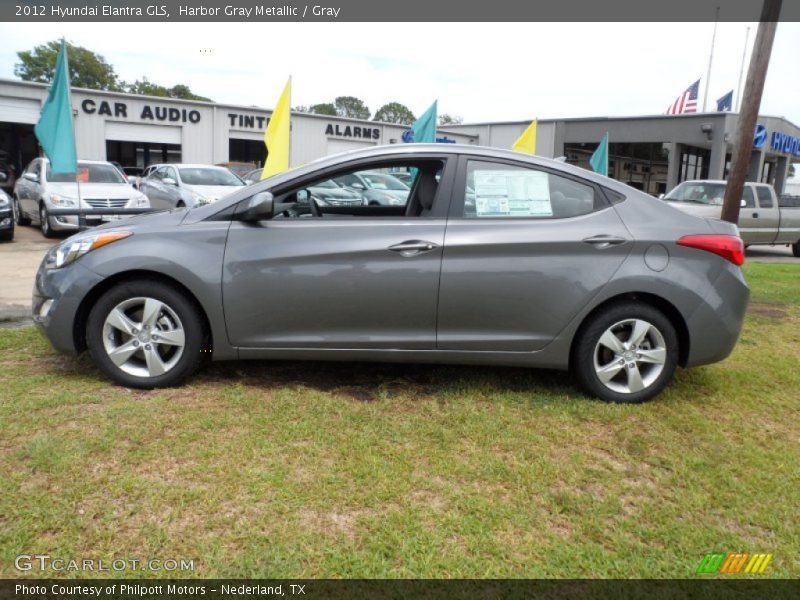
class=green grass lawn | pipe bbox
[0,262,798,579]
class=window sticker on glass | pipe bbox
[473,169,552,217]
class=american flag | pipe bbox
[665,79,700,115]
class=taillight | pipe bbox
[677,234,745,266]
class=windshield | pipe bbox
[47,162,126,184]
[664,182,726,205]
[361,173,409,191]
[178,168,244,186]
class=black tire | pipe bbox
[86,279,207,389]
[14,196,30,226]
[0,226,12,242]
[572,302,679,404]
[792,240,800,258]
[39,203,56,238]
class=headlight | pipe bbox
[44,230,132,269]
[190,192,211,206]
[50,194,78,207]
[0,192,8,207]
[127,193,150,208]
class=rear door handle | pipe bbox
[582,234,628,249]
[388,240,439,256]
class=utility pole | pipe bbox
[721,0,781,224]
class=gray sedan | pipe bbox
[32,144,749,403]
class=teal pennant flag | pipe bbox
[411,100,438,143]
[34,40,77,174]
[589,132,609,177]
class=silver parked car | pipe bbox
[139,164,246,209]
[333,170,411,206]
[13,158,150,238]
[32,144,749,403]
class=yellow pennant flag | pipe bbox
[261,78,291,180]
[512,119,537,155]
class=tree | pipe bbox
[334,96,370,120]
[438,113,463,126]
[373,102,416,125]
[125,78,210,101]
[308,103,337,116]
[15,40,122,91]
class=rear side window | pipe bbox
[463,160,601,219]
[755,186,773,208]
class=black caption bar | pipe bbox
[2,580,800,600]
[4,0,800,22]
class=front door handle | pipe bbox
[752,212,759,218]
[582,234,628,249]
[388,240,439,256]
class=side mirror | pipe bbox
[238,191,274,221]
[351,182,365,190]
[0,173,7,183]
[297,190,309,205]
[740,199,747,208]
[163,177,177,186]
[23,172,39,182]
[658,193,665,200]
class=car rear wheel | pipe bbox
[0,225,12,242]
[86,280,206,388]
[792,240,800,258]
[14,196,30,225]
[573,302,678,403]
[39,203,55,238]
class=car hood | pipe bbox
[82,206,184,234]
[310,186,362,200]
[183,184,244,202]
[662,200,723,219]
[48,182,140,198]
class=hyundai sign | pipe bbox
[770,131,800,157]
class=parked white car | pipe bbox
[663,180,800,256]
[13,158,150,238]
[139,164,246,209]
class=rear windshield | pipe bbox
[664,182,726,205]
[178,168,244,186]
[47,162,126,184]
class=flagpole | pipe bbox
[60,38,83,230]
[735,26,751,112]
[702,5,720,112]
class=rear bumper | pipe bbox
[685,264,749,367]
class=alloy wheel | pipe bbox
[101,297,186,378]
[592,318,667,395]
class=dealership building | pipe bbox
[1,77,798,194]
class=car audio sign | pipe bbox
[80,98,201,123]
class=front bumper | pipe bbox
[33,259,105,354]
[0,206,12,230]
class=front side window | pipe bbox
[742,187,755,208]
[463,161,598,219]
[273,160,442,219]
[755,186,774,208]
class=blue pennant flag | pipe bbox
[589,132,609,177]
[716,90,733,112]
[34,40,77,174]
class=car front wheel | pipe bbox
[86,280,206,388]
[39,203,55,238]
[573,302,678,403]
[14,196,30,225]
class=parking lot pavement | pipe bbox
[745,244,797,263]
[0,225,57,318]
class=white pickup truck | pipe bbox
[663,180,800,257]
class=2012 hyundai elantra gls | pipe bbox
[33,145,749,403]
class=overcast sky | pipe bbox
[0,22,798,125]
